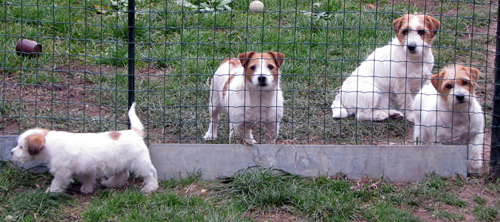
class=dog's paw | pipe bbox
[468,159,483,170]
[332,107,349,119]
[45,187,65,193]
[80,184,96,194]
[389,110,404,119]
[203,133,217,141]
[140,183,159,193]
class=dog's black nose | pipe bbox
[258,76,267,86]
[456,94,465,103]
[407,44,416,52]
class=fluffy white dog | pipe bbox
[11,103,159,193]
[331,14,440,121]
[409,65,484,169]
[204,51,285,144]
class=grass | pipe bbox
[0,0,496,145]
[2,162,500,221]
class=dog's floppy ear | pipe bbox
[424,15,440,37]
[239,51,255,68]
[430,70,445,92]
[463,66,480,82]
[392,14,406,34]
[268,51,285,67]
[26,134,45,155]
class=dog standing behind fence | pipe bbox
[331,14,440,121]
[204,51,285,144]
[10,102,159,193]
[409,65,484,169]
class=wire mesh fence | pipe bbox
[0,0,498,166]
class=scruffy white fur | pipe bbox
[331,14,440,121]
[204,51,285,144]
[410,65,484,169]
[11,103,159,193]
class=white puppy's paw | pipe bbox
[468,159,483,170]
[388,110,404,119]
[332,107,349,119]
[45,187,65,193]
[203,133,217,141]
[140,182,159,193]
[80,184,96,194]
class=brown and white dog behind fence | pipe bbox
[331,14,440,121]
[10,102,159,193]
[204,51,285,144]
[409,65,485,169]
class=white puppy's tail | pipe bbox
[128,102,144,137]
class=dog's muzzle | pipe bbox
[407,44,416,53]
[258,76,267,87]
[456,94,465,103]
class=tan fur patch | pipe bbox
[26,134,46,155]
[431,65,479,101]
[222,58,241,98]
[393,14,440,46]
[109,131,121,140]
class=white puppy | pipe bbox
[331,14,440,121]
[410,65,484,169]
[11,103,159,193]
[204,51,285,144]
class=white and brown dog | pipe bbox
[11,103,159,193]
[409,65,484,169]
[331,14,440,121]
[204,51,285,144]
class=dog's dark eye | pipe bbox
[402,30,408,35]
[250,66,257,71]
[267,65,274,70]
[445,84,453,89]
[417,30,425,36]
[461,80,468,86]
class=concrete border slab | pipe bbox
[150,144,467,182]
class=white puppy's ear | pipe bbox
[238,51,255,68]
[463,66,480,82]
[392,14,406,34]
[430,70,445,92]
[27,134,45,155]
[268,51,285,67]
[424,15,440,37]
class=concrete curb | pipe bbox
[150,144,467,182]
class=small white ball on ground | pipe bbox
[249,1,264,13]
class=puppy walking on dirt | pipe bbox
[11,103,159,193]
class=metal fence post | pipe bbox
[491,8,500,179]
[128,0,136,128]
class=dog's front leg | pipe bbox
[468,132,484,170]
[46,174,72,193]
[78,174,97,194]
[263,122,279,144]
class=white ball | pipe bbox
[249,1,264,13]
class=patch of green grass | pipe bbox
[82,189,249,221]
[2,164,500,221]
[0,161,72,221]
[474,196,488,205]
[434,210,466,221]
[474,205,500,221]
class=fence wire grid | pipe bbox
[0,0,498,167]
